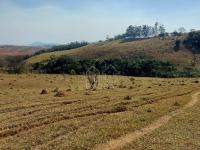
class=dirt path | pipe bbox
[94,92,200,150]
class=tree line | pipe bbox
[33,41,88,56]
[31,56,200,78]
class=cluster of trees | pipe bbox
[183,31,200,53]
[125,22,166,38]
[33,57,184,78]
[34,41,88,56]
[113,22,166,40]
[32,56,200,77]
[183,31,200,66]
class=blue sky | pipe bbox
[0,0,200,45]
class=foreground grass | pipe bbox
[123,94,200,150]
[0,74,199,149]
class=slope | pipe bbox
[27,37,197,67]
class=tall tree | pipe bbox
[183,31,200,66]
[154,22,159,36]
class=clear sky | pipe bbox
[0,0,200,45]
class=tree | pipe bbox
[178,27,186,34]
[142,25,147,37]
[159,24,166,34]
[183,31,200,66]
[172,30,179,36]
[154,22,159,36]
[174,40,181,51]
[86,66,99,90]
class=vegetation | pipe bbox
[31,56,200,78]
[27,35,198,69]
[0,55,29,73]
[174,39,181,51]
[112,22,166,41]
[183,31,200,66]
[33,41,88,56]
[32,57,174,77]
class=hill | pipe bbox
[0,45,42,57]
[26,37,197,68]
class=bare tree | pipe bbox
[86,66,99,90]
[178,27,186,34]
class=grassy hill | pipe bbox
[0,46,42,57]
[26,36,197,68]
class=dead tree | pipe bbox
[86,66,99,90]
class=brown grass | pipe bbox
[0,74,199,149]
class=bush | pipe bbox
[124,95,132,100]
[54,91,65,97]
[174,40,181,51]
[112,105,127,113]
[41,89,48,94]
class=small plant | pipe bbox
[124,95,132,100]
[52,88,59,93]
[147,108,152,112]
[66,89,72,92]
[85,91,92,95]
[118,81,127,88]
[130,77,135,81]
[174,101,180,106]
[129,86,134,89]
[54,91,65,97]
[40,89,48,94]
[112,105,127,113]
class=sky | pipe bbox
[0,0,200,45]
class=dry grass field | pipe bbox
[0,74,200,150]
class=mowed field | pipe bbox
[0,74,200,149]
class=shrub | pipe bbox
[129,86,134,89]
[147,108,152,112]
[54,91,65,97]
[124,95,132,100]
[52,88,59,93]
[112,105,127,113]
[41,89,48,94]
[174,40,181,51]
[174,101,180,106]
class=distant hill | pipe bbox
[0,45,43,57]
[30,42,56,49]
[26,36,198,68]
